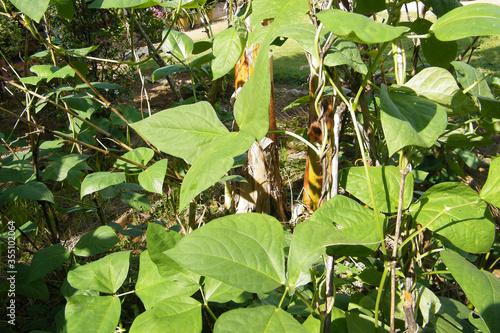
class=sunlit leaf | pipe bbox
[80,172,126,198]
[73,226,120,257]
[43,154,89,181]
[480,156,500,208]
[65,296,121,333]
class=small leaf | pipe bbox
[1,182,54,204]
[161,29,194,61]
[441,250,500,332]
[43,154,89,181]
[214,305,309,333]
[89,0,160,9]
[324,39,367,75]
[410,183,495,253]
[179,132,254,209]
[29,244,70,282]
[120,191,151,211]
[113,147,154,173]
[339,166,414,214]
[204,277,244,303]
[52,0,75,20]
[480,157,500,208]
[135,250,198,309]
[212,27,246,80]
[421,0,462,18]
[65,296,121,333]
[380,85,448,156]
[412,18,457,68]
[152,65,188,82]
[80,172,126,198]
[9,0,50,22]
[138,159,168,194]
[73,226,120,257]
[168,213,286,293]
[30,65,75,82]
[318,9,409,44]
[430,4,500,41]
[452,61,494,98]
[67,251,131,294]
[129,296,202,333]
[130,101,229,164]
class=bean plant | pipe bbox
[0,0,500,332]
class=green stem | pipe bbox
[295,288,317,314]
[269,130,320,156]
[374,262,391,329]
[278,286,289,309]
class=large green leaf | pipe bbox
[287,221,377,288]
[138,159,168,194]
[161,29,194,61]
[441,250,500,332]
[168,213,286,294]
[410,183,495,253]
[412,19,458,69]
[308,195,386,256]
[43,154,89,181]
[179,131,254,210]
[1,181,54,204]
[354,0,386,15]
[451,61,494,99]
[130,101,228,164]
[480,157,500,208]
[89,0,160,9]
[339,166,414,214]
[113,147,154,173]
[380,85,448,156]
[146,223,198,281]
[9,0,50,22]
[73,226,120,257]
[129,296,202,333]
[250,0,309,46]
[52,0,75,20]
[233,47,271,141]
[30,65,75,82]
[67,251,131,294]
[135,250,198,309]
[29,244,70,282]
[430,4,500,41]
[317,9,409,44]
[80,172,126,198]
[214,305,309,333]
[212,26,247,80]
[403,67,475,116]
[0,161,34,183]
[65,296,121,333]
[324,38,367,75]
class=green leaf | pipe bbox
[451,61,494,99]
[135,250,198,309]
[120,191,151,211]
[287,221,377,288]
[65,296,121,333]
[29,244,70,282]
[67,45,100,57]
[403,67,475,116]
[30,65,75,82]
[80,172,126,198]
[354,0,386,15]
[430,4,500,41]
[1,182,54,204]
[168,213,286,293]
[380,85,448,156]
[113,147,154,173]
[212,26,246,80]
[130,101,229,164]
[138,159,168,194]
[204,277,244,303]
[250,0,309,46]
[89,0,160,9]
[73,226,119,257]
[234,47,271,140]
[317,9,409,44]
[192,40,212,54]
[441,250,500,332]
[179,131,254,209]
[51,0,75,20]
[421,0,462,18]
[19,76,44,86]
[129,296,202,333]
[146,223,198,281]
[308,195,386,256]
[339,166,414,214]
[0,161,35,183]
[75,82,122,90]
[161,29,194,61]
[9,0,50,22]
[43,154,89,181]
[67,251,131,294]
[214,305,309,333]
[410,182,495,253]
[346,312,390,333]
[412,18,457,68]
[324,39,367,75]
[152,65,188,82]
[480,157,500,208]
